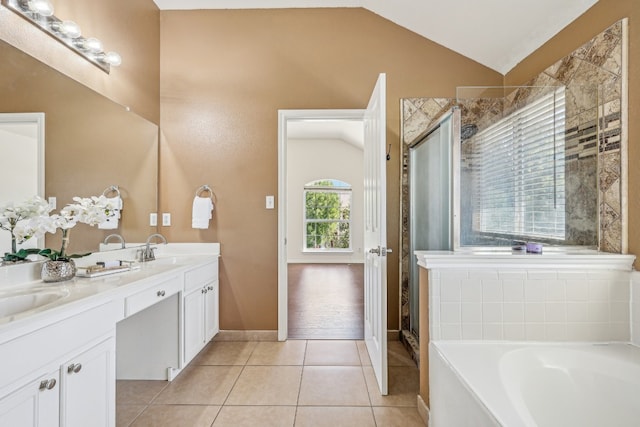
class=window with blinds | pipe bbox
[471,88,566,240]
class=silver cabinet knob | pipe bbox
[67,363,82,374]
[207,286,214,291]
[39,378,56,390]
[157,290,166,297]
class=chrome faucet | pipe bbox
[103,233,126,249]
[137,233,167,262]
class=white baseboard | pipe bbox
[417,394,430,426]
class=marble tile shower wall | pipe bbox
[399,19,627,334]
[429,268,631,342]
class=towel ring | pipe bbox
[102,185,120,198]
[196,185,213,198]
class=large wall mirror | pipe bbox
[0,113,45,253]
[0,39,158,257]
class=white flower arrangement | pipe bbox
[2,195,117,262]
[0,196,51,256]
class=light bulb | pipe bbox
[84,37,103,53]
[103,51,122,66]
[60,20,81,38]
[51,20,82,38]
[26,0,54,16]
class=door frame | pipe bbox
[277,109,365,341]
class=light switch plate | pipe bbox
[162,213,171,226]
[48,197,56,210]
[266,195,275,209]
[150,213,157,226]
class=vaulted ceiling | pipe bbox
[152,0,599,74]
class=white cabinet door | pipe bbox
[0,371,59,427]
[60,337,115,427]
[204,280,219,342]
[183,288,205,364]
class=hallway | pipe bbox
[287,264,364,339]
[117,339,422,426]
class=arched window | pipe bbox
[304,179,352,251]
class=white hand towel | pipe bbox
[99,196,123,230]
[192,196,214,229]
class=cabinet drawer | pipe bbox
[184,260,218,292]
[125,276,182,317]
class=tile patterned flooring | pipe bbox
[117,340,424,426]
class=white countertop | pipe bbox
[415,247,636,270]
[0,243,220,343]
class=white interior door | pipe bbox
[363,73,388,395]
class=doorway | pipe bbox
[278,72,388,395]
[279,110,366,340]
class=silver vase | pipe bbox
[41,259,77,282]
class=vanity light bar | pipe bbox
[2,0,122,73]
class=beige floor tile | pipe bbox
[117,380,168,405]
[116,405,146,427]
[298,366,370,406]
[225,366,303,405]
[131,405,220,427]
[364,366,419,407]
[246,340,307,365]
[388,341,417,367]
[356,341,372,366]
[153,366,242,405]
[372,406,426,427]
[294,406,376,427]
[213,405,296,426]
[192,341,257,366]
[304,340,361,366]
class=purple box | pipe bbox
[526,242,543,254]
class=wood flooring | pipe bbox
[287,263,364,340]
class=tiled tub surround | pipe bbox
[632,271,640,345]
[399,19,629,337]
[415,249,635,342]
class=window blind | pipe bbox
[471,88,566,240]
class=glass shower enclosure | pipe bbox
[408,110,458,335]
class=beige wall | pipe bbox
[159,8,503,331]
[0,0,160,124]
[505,0,638,259]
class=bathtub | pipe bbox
[429,341,640,427]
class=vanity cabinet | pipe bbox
[0,336,116,427]
[0,370,59,427]
[183,259,219,364]
[0,245,221,426]
[0,302,119,427]
[60,337,115,427]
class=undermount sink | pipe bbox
[0,287,70,319]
